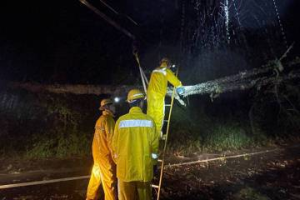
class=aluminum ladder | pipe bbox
[151,84,177,200]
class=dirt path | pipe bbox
[0,145,300,200]
[161,145,300,200]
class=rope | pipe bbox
[0,175,90,190]
[132,45,148,94]
[165,149,281,168]
[1,145,298,190]
[79,0,135,40]
[165,144,300,168]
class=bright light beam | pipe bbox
[114,97,120,103]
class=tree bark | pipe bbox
[182,59,300,98]
[8,82,137,96]
[6,58,300,107]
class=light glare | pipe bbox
[114,97,120,103]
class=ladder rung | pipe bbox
[164,120,169,122]
[165,104,171,107]
[151,184,159,189]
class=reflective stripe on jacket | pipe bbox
[112,107,159,182]
[147,65,182,96]
[93,110,115,158]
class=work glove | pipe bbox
[176,86,185,96]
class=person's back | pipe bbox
[147,58,184,137]
[148,61,182,97]
[112,89,159,200]
[113,106,157,182]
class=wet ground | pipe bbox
[160,145,300,200]
[0,144,300,200]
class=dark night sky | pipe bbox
[0,0,134,84]
[0,0,299,84]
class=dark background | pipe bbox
[0,0,300,165]
[0,0,299,84]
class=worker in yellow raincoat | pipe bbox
[86,99,117,200]
[112,89,159,200]
[147,58,185,138]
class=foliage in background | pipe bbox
[1,78,300,160]
[167,104,261,156]
[249,81,300,137]
[25,131,90,159]
[0,89,98,159]
[167,79,300,156]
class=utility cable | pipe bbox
[79,0,136,40]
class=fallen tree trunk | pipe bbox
[169,57,300,105]
[8,82,136,96]
[182,70,300,97]
[5,58,300,106]
[180,47,299,98]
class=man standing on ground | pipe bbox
[147,58,185,138]
[86,99,117,200]
[112,89,159,200]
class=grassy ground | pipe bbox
[167,97,300,156]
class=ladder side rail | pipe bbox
[156,85,177,200]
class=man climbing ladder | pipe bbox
[147,58,185,138]
[133,53,185,200]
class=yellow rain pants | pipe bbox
[147,65,182,134]
[118,180,151,200]
[87,110,117,200]
[147,92,165,135]
[87,162,102,200]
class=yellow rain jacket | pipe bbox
[147,65,182,133]
[147,65,182,97]
[87,110,117,200]
[92,110,115,158]
[112,107,159,182]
